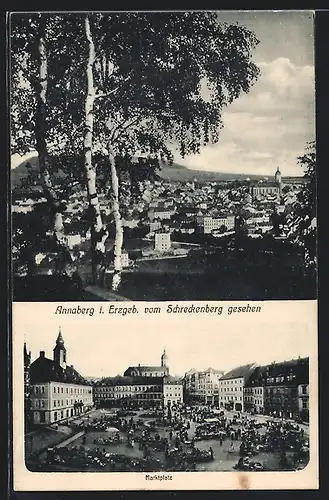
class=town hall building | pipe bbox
[28,329,93,425]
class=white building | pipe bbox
[218,364,257,412]
[121,249,129,268]
[155,231,171,252]
[150,220,162,232]
[184,368,224,405]
[148,208,175,220]
[65,234,81,249]
[163,377,184,408]
[28,330,93,425]
[203,214,235,234]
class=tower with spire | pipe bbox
[53,327,67,369]
[275,167,282,194]
[161,349,169,375]
[24,342,31,397]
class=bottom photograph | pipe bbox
[19,305,313,475]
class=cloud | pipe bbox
[178,57,315,176]
[230,57,315,116]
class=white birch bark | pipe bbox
[84,15,107,281]
[35,18,66,246]
[109,148,123,291]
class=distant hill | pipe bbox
[158,161,268,182]
[11,155,304,188]
[11,156,39,187]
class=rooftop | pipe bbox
[95,375,164,387]
[219,363,257,381]
[30,355,90,386]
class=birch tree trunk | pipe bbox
[84,15,106,283]
[109,148,124,291]
[35,16,66,246]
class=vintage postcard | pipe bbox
[12,300,318,490]
[9,9,318,493]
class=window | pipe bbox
[302,385,307,395]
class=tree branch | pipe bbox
[111,114,144,144]
[94,73,132,99]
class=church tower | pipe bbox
[275,166,282,184]
[275,167,282,196]
[53,327,67,369]
[161,349,169,375]
[24,343,31,398]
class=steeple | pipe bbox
[56,326,65,345]
[24,342,31,368]
[161,349,169,375]
[53,327,67,369]
[275,167,282,184]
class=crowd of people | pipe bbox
[36,404,309,472]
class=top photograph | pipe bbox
[10,10,316,302]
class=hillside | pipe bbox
[11,155,303,187]
[158,161,266,182]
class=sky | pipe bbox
[10,11,315,177]
[178,10,315,176]
[15,301,316,379]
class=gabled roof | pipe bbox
[124,365,166,376]
[164,376,183,385]
[30,355,90,386]
[219,363,257,381]
[245,357,309,387]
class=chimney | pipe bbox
[40,351,45,358]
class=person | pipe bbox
[209,446,214,460]
[219,436,223,446]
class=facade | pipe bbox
[218,364,257,412]
[148,208,175,221]
[121,249,129,268]
[28,330,93,425]
[298,383,309,422]
[163,376,184,408]
[64,234,81,249]
[244,357,309,421]
[250,167,282,200]
[244,384,264,414]
[203,214,235,234]
[94,350,182,410]
[154,231,171,252]
[94,376,164,409]
[149,220,161,232]
[94,375,184,410]
[184,368,224,405]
